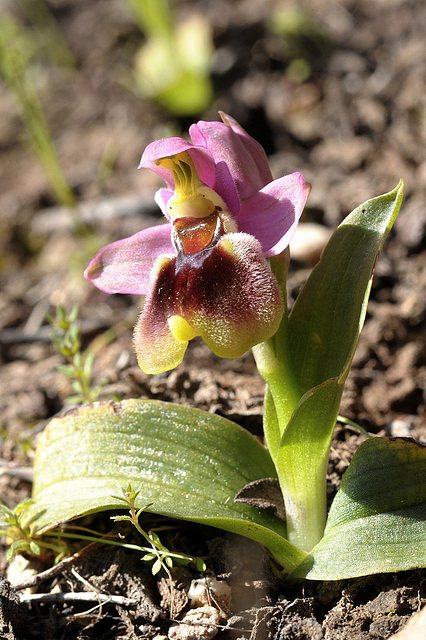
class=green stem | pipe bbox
[284,476,328,552]
[276,402,335,551]
[47,530,194,563]
[0,13,77,212]
[338,414,372,438]
[252,340,300,457]
[252,251,302,457]
[253,252,332,552]
[254,334,330,551]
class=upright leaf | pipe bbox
[276,378,342,551]
[288,181,404,393]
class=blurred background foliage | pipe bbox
[0,0,331,209]
[0,0,424,281]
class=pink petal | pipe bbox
[219,112,273,187]
[139,137,216,191]
[154,188,174,220]
[236,172,311,257]
[84,223,175,295]
[209,159,241,217]
[189,114,273,200]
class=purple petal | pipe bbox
[139,137,216,191]
[218,112,274,187]
[84,223,175,295]
[154,188,174,220]
[210,160,241,217]
[236,172,311,257]
[189,113,273,201]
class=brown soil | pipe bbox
[0,1,425,638]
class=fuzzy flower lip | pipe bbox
[85,113,310,373]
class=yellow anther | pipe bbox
[157,153,233,224]
[157,152,200,201]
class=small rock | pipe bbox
[188,576,232,613]
[6,556,38,595]
[387,417,415,438]
[290,222,332,265]
[388,605,426,640]
[168,605,221,640]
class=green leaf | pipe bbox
[15,499,35,516]
[290,437,426,580]
[27,399,307,573]
[111,515,132,523]
[83,353,95,374]
[29,541,41,556]
[7,540,31,561]
[56,364,75,379]
[267,182,404,555]
[195,557,207,571]
[149,531,161,546]
[288,181,404,393]
[151,558,162,575]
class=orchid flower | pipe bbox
[85,113,310,374]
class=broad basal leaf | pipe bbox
[28,399,307,572]
[290,437,426,580]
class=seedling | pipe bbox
[47,305,104,404]
[0,12,75,209]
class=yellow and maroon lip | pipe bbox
[133,232,284,374]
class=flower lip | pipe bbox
[133,231,285,374]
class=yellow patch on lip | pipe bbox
[168,315,200,343]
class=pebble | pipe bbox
[168,606,221,640]
[290,222,332,265]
